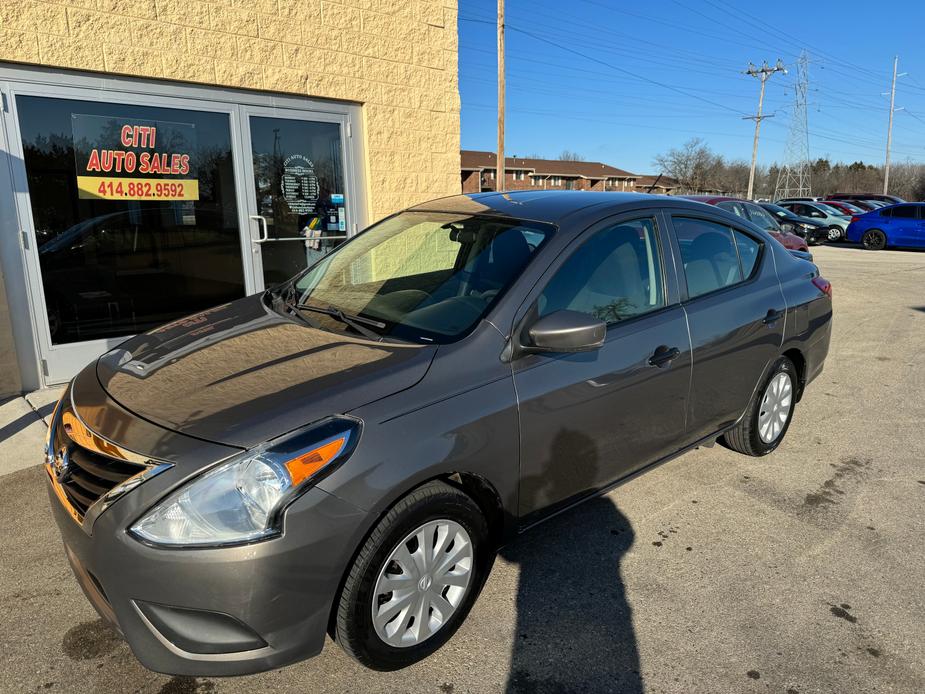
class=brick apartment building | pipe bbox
[461,150,638,194]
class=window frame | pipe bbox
[667,213,767,304]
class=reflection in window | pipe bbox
[294,212,553,343]
[18,95,245,345]
[675,218,763,299]
[734,230,761,279]
[538,218,664,324]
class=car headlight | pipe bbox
[130,416,360,547]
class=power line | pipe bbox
[459,17,750,117]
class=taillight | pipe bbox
[850,215,859,223]
[812,276,832,297]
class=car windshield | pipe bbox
[289,211,554,343]
[815,203,846,216]
[762,203,791,217]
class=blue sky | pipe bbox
[458,0,925,174]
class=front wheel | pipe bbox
[721,356,797,456]
[862,229,887,250]
[826,225,842,242]
[334,480,489,670]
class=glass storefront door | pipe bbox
[1,71,363,387]
[13,95,249,383]
[242,109,351,289]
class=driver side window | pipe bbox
[538,218,664,325]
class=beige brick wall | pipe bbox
[0,0,461,222]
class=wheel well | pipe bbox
[444,472,507,551]
[783,348,806,401]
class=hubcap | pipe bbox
[372,519,473,648]
[758,372,793,443]
[828,226,841,241]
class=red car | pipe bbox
[680,196,810,252]
[816,200,865,216]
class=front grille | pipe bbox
[49,406,148,521]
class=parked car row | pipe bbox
[767,193,925,250]
[681,196,812,251]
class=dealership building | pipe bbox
[0,0,461,396]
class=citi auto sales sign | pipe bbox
[71,114,199,201]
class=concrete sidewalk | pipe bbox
[0,388,63,477]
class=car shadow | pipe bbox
[500,429,643,694]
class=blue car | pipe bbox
[846,203,925,250]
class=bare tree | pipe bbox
[557,149,585,161]
[653,138,730,194]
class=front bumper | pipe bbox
[46,413,370,677]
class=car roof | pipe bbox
[679,195,742,204]
[408,190,698,225]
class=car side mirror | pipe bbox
[525,310,606,353]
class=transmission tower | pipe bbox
[774,52,812,200]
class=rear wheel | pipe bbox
[721,356,797,456]
[862,229,887,250]
[826,225,842,242]
[334,480,489,670]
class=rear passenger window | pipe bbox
[734,230,760,279]
[889,205,916,218]
[538,218,664,324]
[674,218,761,299]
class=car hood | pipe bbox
[96,295,437,448]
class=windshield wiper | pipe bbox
[266,283,319,329]
[296,303,388,341]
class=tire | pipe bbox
[334,480,489,670]
[721,356,797,457]
[826,226,842,242]
[862,229,887,250]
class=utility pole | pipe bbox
[883,55,904,195]
[496,0,505,192]
[744,60,786,200]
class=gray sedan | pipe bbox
[44,192,832,675]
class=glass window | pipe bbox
[17,95,245,345]
[674,218,743,299]
[537,218,664,324]
[889,205,917,218]
[249,115,346,285]
[804,205,827,218]
[744,203,779,231]
[716,201,746,218]
[293,211,553,343]
[734,230,761,279]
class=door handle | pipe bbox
[249,215,269,242]
[763,308,785,325]
[648,346,680,368]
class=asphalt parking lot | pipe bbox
[1,243,923,694]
